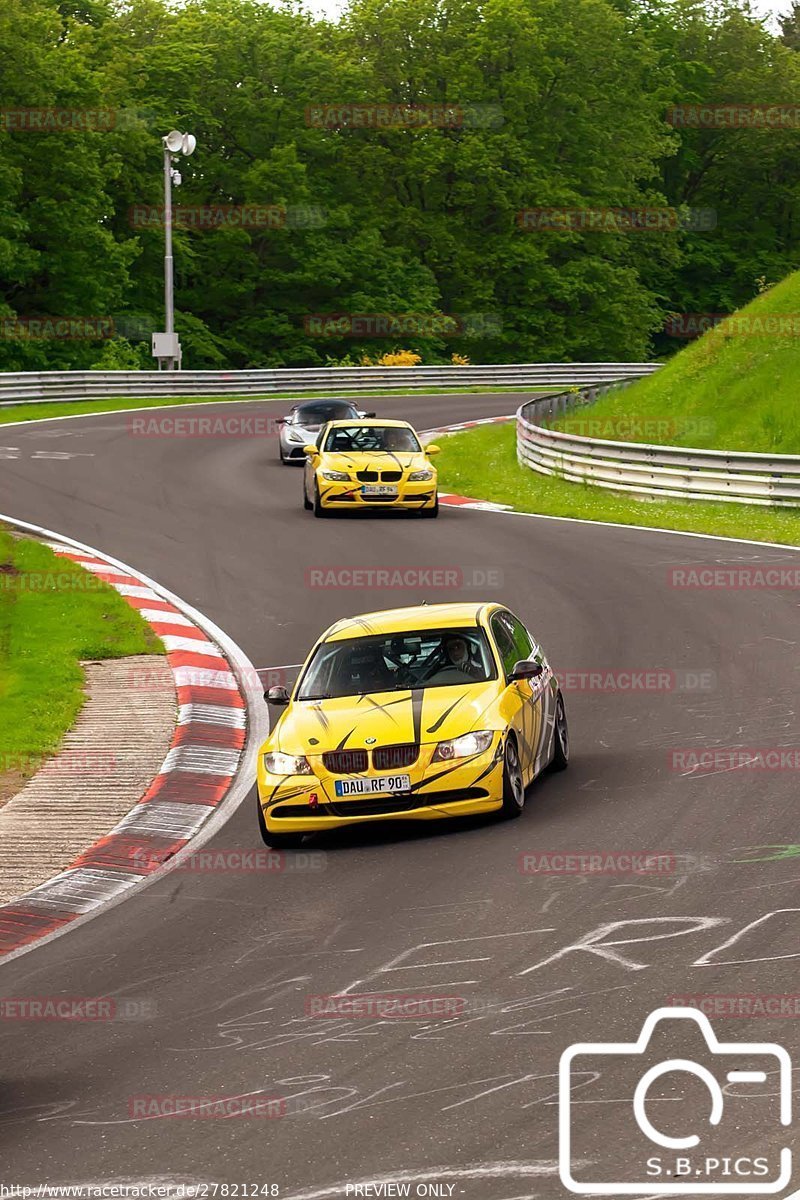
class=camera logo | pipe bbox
[559,1007,793,1194]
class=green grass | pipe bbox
[0,529,163,789]
[437,423,800,546]
[0,386,556,428]
[553,272,800,453]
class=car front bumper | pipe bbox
[257,738,503,833]
[317,478,438,509]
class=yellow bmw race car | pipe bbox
[257,602,569,848]
[302,418,440,516]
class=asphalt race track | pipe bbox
[1,392,799,1198]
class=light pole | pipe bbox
[152,129,197,371]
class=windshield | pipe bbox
[296,628,497,699]
[292,402,356,426]
[323,425,421,454]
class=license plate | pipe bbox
[361,485,398,497]
[334,774,411,796]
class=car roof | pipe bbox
[324,602,502,641]
[324,418,414,429]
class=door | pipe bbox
[490,609,544,782]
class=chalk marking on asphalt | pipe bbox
[517,915,728,976]
[337,929,558,997]
[693,907,800,967]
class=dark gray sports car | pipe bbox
[278,399,375,463]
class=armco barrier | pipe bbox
[0,363,658,408]
[517,387,800,507]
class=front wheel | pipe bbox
[550,692,569,771]
[500,736,525,818]
[313,482,327,518]
[420,495,439,518]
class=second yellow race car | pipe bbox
[257,602,569,848]
[302,418,440,517]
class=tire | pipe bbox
[550,692,569,771]
[279,447,288,464]
[500,735,525,819]
[257,801,306,849]
[420,495,439,518]
[303,483,312,510]
[313,482,327,518]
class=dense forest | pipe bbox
[2,0,800,369]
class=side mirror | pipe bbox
[265,685,290,706]
[509,659,544,683]
[303,444,318,457]
[364,411,377,418]
[426,444,441,456]
[276,417,286,426]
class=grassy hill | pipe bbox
[554,272,800,454]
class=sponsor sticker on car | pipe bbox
[334,774,411,796]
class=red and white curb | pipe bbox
[421,415,515,511]
[439,493,514,512]
[422,413,515,437]
[0,515,266,964]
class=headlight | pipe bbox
[432,731,493,761]
[408,468,434,481]
[287,430,305,443]
[263,752,313,775]
[322,470,349,481]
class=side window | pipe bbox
[506,612,534,663]
[490,613,518,678]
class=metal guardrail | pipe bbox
[517,387,800,507]
[0,363,659,408]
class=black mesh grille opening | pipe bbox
[322,750,368,774]
[372,744,418,770]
